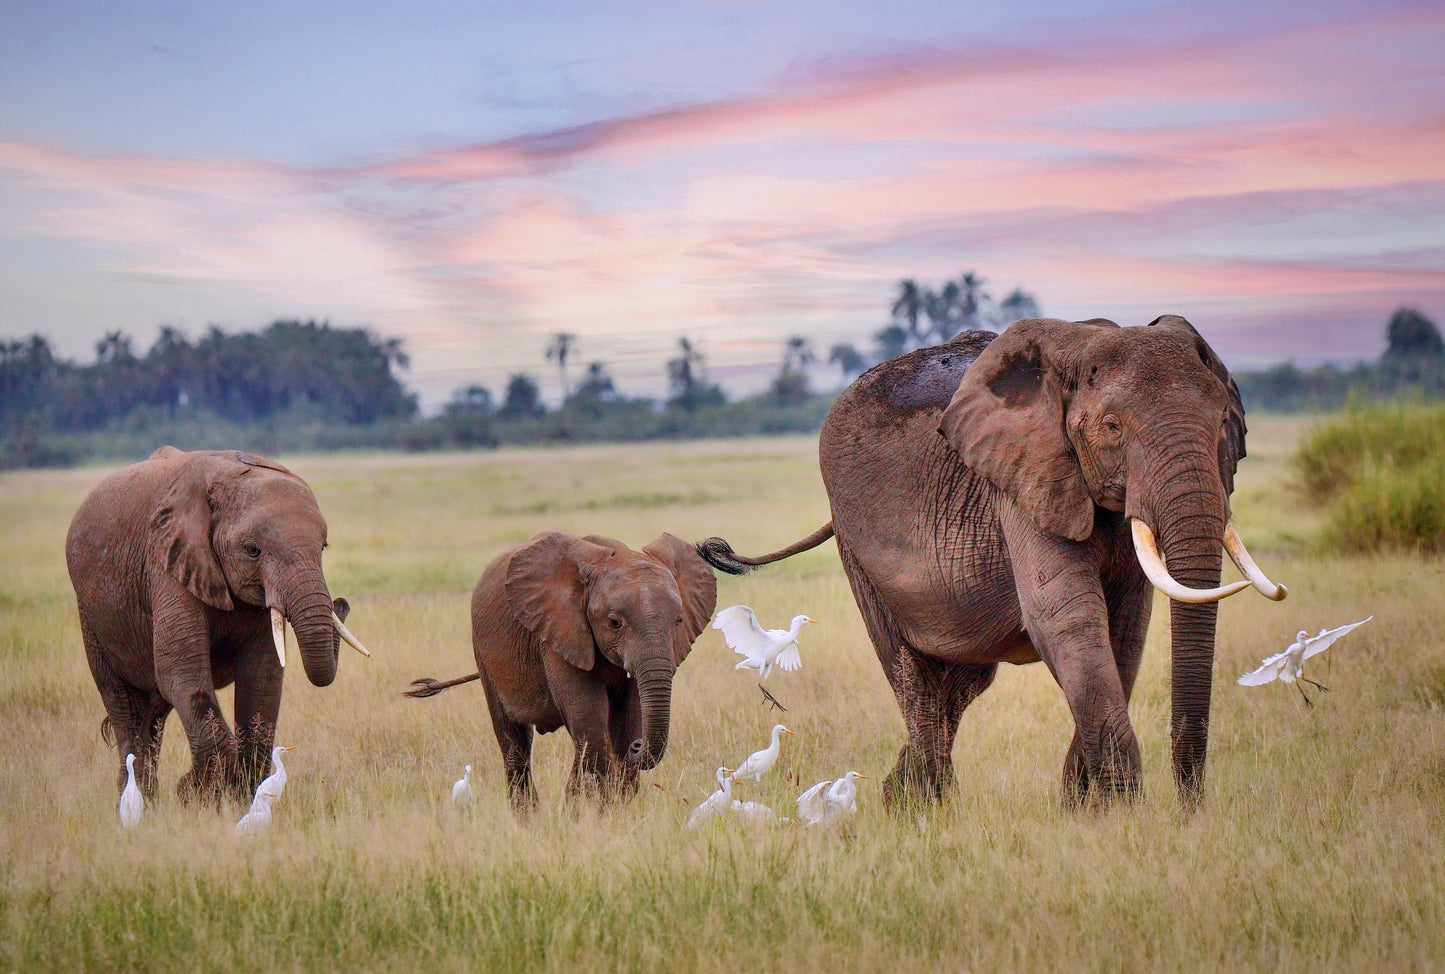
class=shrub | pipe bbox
[1294,403,1445,553]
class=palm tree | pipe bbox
[828,343,867,384]
[873,324,909,362]
[544,332,577,398]
[781,335,815,375]
[891,279,927,345]
[667,337,714,412]
[996,287,1040,327]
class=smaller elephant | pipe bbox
[407,531,717,808]
[67,446,370,808]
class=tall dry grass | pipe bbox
[2,427,1442,972]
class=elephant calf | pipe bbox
[67,446,369,808]
[407,531,717,808]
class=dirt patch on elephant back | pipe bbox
[845,330,997,418]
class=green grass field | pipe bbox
[3,423,1442,972]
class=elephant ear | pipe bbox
[939,318,1096,541]
[149,454,235,611]
[504,532,605,671]
[1147,315,1247,495]
[642,533,718,666]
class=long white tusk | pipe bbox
[1130,519,1252,604]
[270,607,287,668]
[1223,522,1288,601]
[333,612,371,657]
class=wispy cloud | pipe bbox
[3,3,1442,405]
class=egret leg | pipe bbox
[1301,677,1330,693]
[1296,683,1314,709]
[757,683,788,712]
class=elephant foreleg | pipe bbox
[233,639,284,801]
[1005,506,1141,806]
[153,596,238,807]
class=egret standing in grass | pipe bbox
[730,724,794,783]
[118,752,143,828]
[1238,616,1373,707]
[235,786,280,837]
[796,771,867,826]
[686,767,734,829]
[257,745,294,802]
[711,605,816,709]
[452,764,474,809]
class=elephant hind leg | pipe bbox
[482,679,537,811]
[82,622,171,800]
[886,648,996,811]
[838,544,997,812]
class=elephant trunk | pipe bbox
[279,571,340,687]
[1134,438,1229,811]
[630,656,676,771]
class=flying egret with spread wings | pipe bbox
[712,605,816,681]
[1238,616,1372,706]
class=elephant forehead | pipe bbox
[592,563,680,609]
[1083,330,1224,398]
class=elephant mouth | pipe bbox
[1129,518,1287,604]
[268,606,372,668]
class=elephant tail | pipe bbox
[696,523,835,576]
[100,716,114,746]
[403,673,482,698]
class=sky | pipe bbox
[2,0,1442,411]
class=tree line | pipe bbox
[2,279,1440,469]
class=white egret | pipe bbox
[452,764,474,808]
[712,605,816,681]
[118,752,143,828]
[730,724,794,783]
[730,799,777,825]
[234,786,280,836]
[256,745,295,802]
[685,767,734,828]
[796,771,867,826]
[1238,616,1373,706]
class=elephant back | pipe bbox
[827,329,996,425]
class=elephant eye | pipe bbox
[609,615,624,631]
[242,541,262,559]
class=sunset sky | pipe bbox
[2,0,1441,409]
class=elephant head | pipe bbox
[939,316,1283,804]
[505,531,717,769]
[147,450,365,687]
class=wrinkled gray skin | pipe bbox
[467,531,716,809]
[66,447,349,807]
[702,317,1247,812]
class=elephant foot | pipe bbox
[881,745,954,814]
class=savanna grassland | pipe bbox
[2,422,1443,973]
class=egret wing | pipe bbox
[1237,650,1290,686]
[712,605,772,659]
[1302,615,1372,660]
[775,642,803,672]
[796,780,831,824]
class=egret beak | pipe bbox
[1130,519,1252,604]
[332,612,371,657]
[783,728,795,736]
[856,773,869,779]
[280,746,295,752]
[270,608,287,668]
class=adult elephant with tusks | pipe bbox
[66,447,372,808]
[700,316,1288,812]
[406,531,717,810]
